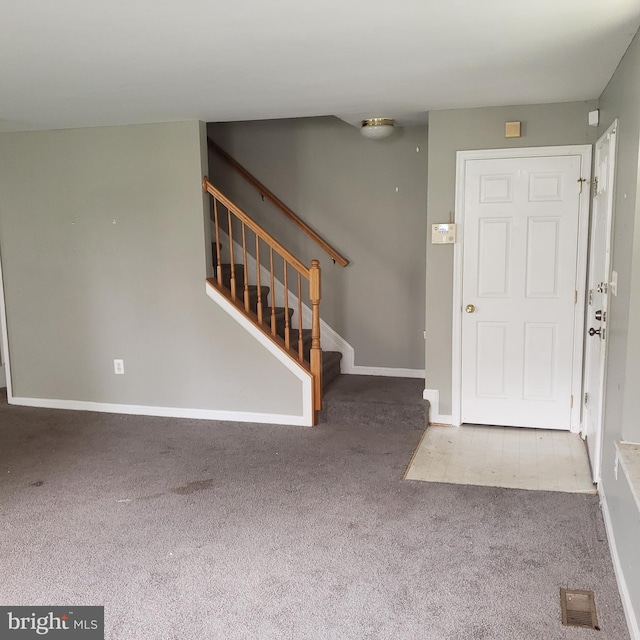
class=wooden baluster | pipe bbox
[227,208,236,300]
[269,248,276,336]
[255,237,263,324]
[283,261,290,349]
[297,273,303,362]
[241,224,250,313]
[213,199,223,286]
[309,260,322,412]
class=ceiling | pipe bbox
[1,0,639,133]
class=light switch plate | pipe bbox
[432,223,456,244]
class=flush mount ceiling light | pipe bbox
[361,118,395,140]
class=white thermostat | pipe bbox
[431,223,457,244]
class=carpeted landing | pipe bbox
[0,391,629,639]
[320,374,428,428]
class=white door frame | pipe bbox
[452,145,593,429]
[583,120,617,481]
[0,255,12,397]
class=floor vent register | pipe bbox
[560,588,599,630]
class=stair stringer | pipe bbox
[205,280,315,427]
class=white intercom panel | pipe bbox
[431,223,457,244]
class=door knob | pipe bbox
[465,304,475,314]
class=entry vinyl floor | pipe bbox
[405,424,596,493]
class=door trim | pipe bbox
[0,254,12,398]
[583,120,617,481]
[452,145,593,429]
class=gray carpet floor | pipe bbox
[0,390,629,639]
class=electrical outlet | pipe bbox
[114,359,124,375]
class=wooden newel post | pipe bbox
[309,259,322,414]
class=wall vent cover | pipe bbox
[560,588,599,630]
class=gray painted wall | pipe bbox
[207,117,428,371]
[598,27,640,626]
[0,121,303,416]
[425,101,598,414]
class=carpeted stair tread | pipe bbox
[261,307,293,333]
[208,276,269,308]
[212,263,248,290]
[242,285,270,311]
[286,329,313,360]
[288,328,312,344]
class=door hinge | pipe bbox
[570,395,574,408]
[584,392,589,408]
[588,289,594,305]
[597,282,608,294]
[593,177,599,197]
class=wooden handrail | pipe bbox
[207,138,349,267]
[204,177,309,277]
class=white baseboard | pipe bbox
[423,388,453,425]
[10,395,313,427]
[599,484,640,640]
[345,365,425,378]
[336,332,424,378]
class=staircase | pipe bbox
[204,140,430,430]
[204,141,349,425]
[208,256,343,393]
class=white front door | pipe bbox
[460,153,587,429]
[583,122,617,482]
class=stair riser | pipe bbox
[322,362,342,390]
[319,403,426,429]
